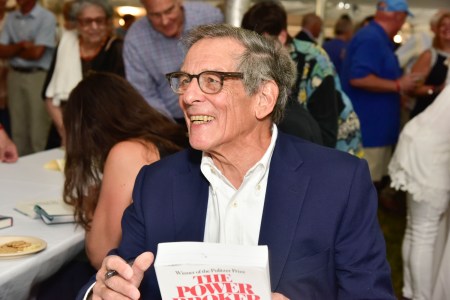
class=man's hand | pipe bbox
[272,293,289,300]
[0,128,18,163]
[92,252,154,300]
[398,73,422,94]
[272,292,289,299]
[18,40,34,49]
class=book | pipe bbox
[15,199,68,219]
[33,201,75,225]
[0,215,13,229]
[154,242,271,300]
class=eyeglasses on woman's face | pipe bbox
[165,71,244,95]
[77,16,107,27]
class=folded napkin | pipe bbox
[45,30,82,106]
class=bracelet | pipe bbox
[395,80,401,93]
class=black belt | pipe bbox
[11,66,45,73]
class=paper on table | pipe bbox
[43,159,65,172]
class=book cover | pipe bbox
[0,215,13,229]
[33,201,75,225]
[14,199,73,219]
[154,242,271,300]
[14,199,65,219]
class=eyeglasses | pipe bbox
[165,71,244,95]
[77,16,107,27]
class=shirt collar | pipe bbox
[16,3,40,19]
[200,124,278,183]
[302,29,316,42]
[371,21,395,50]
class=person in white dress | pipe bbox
[389,83,450,300]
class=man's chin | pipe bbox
[188,138,210,152]
[159,27,180,38]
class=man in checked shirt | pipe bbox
[123,0,223,125]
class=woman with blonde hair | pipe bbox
[409,12,450,119]
[390,83,450,299]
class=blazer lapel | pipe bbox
[259,133,310,289]
[172,150,209,242]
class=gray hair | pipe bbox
[182,24,296,124]
[71,0,114,19]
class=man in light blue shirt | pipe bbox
[123,0,223,123]
[0,0,56,155]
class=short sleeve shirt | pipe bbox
[0,4,56,69]
[341,21,402,147]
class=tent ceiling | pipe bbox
[42,0,450,11]
[40,0,450,28]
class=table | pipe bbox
[0,148,85,300]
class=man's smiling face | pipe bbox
[178,37,260,155]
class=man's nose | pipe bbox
[181,78,204,105]
[161,14,170,26]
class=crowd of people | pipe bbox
[0,0,449,299]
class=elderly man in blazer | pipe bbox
[80,24,395,300]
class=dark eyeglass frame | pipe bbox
[165,71,244,95]
[77,16,107,27]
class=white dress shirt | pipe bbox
[202,125,278,246]
[83,126,279,300]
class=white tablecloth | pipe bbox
[0,148,84,300]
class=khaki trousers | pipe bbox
[7,69,51,156]
[363,146,393,182]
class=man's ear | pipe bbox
[255,80,279,120]
[278,29,288,46]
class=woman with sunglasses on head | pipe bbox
[42,0,124,147]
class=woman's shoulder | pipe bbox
[104,35,123,51]
[108,140,159,165]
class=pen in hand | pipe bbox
[105,259,135,281]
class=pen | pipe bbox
[105,259,135,281]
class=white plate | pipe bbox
[0,236,47,258]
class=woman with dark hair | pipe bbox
[37,72,187,299]
[64,72,187,268]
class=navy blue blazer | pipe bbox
[79,132,395,299]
